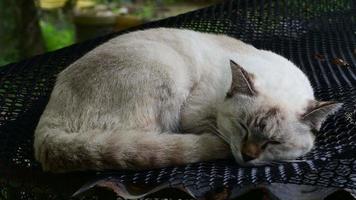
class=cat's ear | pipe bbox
[227,60,257,98]
[301,101,342,131]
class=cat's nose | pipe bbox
[241,152,256,162]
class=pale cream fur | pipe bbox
[34,28,342,172]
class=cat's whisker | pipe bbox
[230,140,242,161]
[270,161,284,165]
[259,159,311,166]
[231,143,239,152]
[275,159,310,163]
[264,161,281,166]
[252,162,272,167]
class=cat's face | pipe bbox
[217,95,316,165]
[216,60,342,165]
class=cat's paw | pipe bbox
[197,133,231,160]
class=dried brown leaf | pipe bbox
[332,58,350,67]
[314,53,326,61]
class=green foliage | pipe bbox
[0,0,21,66]
[134,3,155,19]
[0,49,20,67]
[95,0,121,4]
[40,20,75,51]
[160,0,186,5]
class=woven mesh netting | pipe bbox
[0,0,356,199]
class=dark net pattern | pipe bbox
[0,0,356,199]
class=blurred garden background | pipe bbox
[0,0,219,66]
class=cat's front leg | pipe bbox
[106,132,231,170]
[186,133,232,163]
[106,131,231,170]
[35,128,230,172]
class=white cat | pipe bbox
[34,28,342,172]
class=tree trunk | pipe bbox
[0,0,44,65]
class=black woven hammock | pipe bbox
[1,0,356,199]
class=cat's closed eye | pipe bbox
[261,140,281,150]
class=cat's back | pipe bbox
[57,28,216,86]
[56,28,250,105]
[48,28,228,128]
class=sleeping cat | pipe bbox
[34,28,342,172]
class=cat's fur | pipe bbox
[34,28,342,172]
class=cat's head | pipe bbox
[216,60,342,165]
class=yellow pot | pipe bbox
[76,0,96,9]
[39,0,68,9]
[39,0,96,10]
[116,15,143,31]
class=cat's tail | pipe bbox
[34,128,229,172]
[34,128,116,172]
